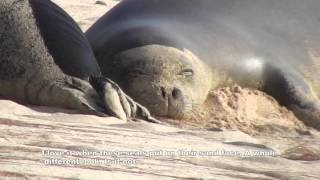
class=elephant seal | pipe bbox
[0,0,156,122]
[86,0,320,129]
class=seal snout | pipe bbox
[159,86,187,118]
[172,87,181,99]
[160,86,181,100]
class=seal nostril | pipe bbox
[172,88,180,99]
[161,87,166,99]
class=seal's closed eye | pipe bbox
[179,69,194,77]
[127,69,149,78]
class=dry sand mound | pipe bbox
[161,85,308,135]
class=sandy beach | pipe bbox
[52,0,119,31]
[0,1,319,179]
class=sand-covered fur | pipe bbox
[0,0,68,105]
[0,0,155,122]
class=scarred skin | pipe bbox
[0,0,156,122]
[86,0,320,129]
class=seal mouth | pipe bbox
[167,98,193,119]
[165,88,192,119]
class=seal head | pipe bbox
[106,45,212,118]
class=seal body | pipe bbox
[0,0,107,114]
[86,0,320,128]
[0,0,155,122]
[29,0,101,79]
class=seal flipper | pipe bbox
[89,76,160,123]
[263,65,320,129]
[25,76,106,116]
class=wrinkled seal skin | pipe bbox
[86,0,320,129]
[0,0,156,122]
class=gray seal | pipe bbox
[0,0,156,122]
[86,0,320,129]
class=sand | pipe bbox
[52,0,118,31]
[161,85,308,135]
